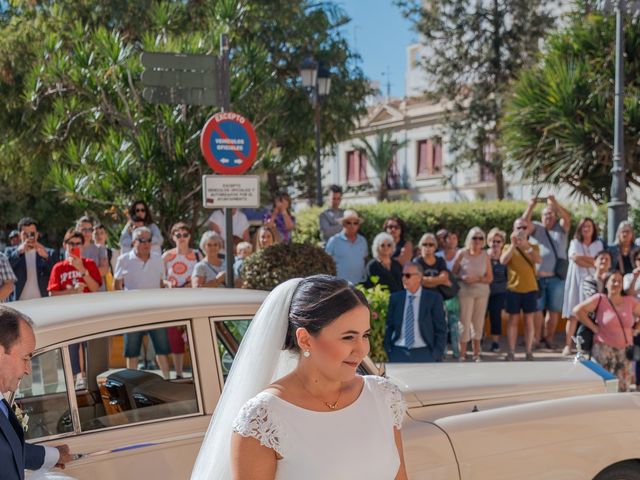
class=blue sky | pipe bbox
[339,0,417,98]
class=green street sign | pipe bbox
[140,52,219,106]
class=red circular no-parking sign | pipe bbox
[200,112,258,175]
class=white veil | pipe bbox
[190,278,303,480]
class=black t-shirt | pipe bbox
[413,256,448,278]
[363,259,403,292]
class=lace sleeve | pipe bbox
[232,394,283,456]
[372,376,407,429]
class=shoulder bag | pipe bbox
[607,298,640,362]
[576,294,602,353]
[544,229,568,280]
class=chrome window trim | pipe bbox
[25,319,203,442]
[209,316,254,388]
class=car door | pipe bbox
[16,319,207,480]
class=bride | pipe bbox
[190,275,408,479]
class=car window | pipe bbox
[69,323,199,433]
[14,348,73,440]
[214,319,251,378]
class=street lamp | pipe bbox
[300,57,332,206]
[598,0,640,243]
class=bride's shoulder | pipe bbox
[363,375,407,428]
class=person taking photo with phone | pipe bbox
[48,229,102,296]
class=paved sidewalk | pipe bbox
[443,333,578,363]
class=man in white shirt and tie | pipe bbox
[384,262,447,362]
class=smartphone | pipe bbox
[70,247,81,259]
[536,197,548,203]
[517,231,526,239]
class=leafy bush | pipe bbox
[241,242,336,291]
[294,200,539,246]
[356,280,391,363]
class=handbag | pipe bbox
[576,295,601,353]
[437,270,460,300]
[543,229,568,280]
[607,298,640,361]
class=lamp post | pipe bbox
[300,58,331,206]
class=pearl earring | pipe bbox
[303,350,311,358]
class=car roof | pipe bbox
[9,288,268,333]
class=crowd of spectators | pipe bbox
[3,187,640,391]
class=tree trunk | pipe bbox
[494,163,505,200]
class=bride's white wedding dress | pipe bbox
[233,375,406,480]
[190,278,407,480]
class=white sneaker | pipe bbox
[75,376,87,390]
[561,346,572,356]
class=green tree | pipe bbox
[396,0,556,199]
[354,133,408,201]
[0,0,371,239]
[502,11,640,202]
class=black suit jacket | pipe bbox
[0,399,45,480]
[5,246,57,300]
[384,288,447,361]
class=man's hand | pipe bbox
[54,444,72,468]
[209,222,221,234]
[34,242,49,259]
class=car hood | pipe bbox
[385,360,614,410]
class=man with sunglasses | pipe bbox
[522,195,571,352]
[384,262,447,362]
[325,209,368,284]
[76,216,109,291]
[5,217,57,301]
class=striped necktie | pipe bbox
[404,294,415,348]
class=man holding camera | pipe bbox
[5,218,57,301]
[522,196,571,353]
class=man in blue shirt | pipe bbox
[325,209,368,284]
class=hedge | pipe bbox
[294,200,541,246]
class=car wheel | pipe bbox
[594,462,640,480]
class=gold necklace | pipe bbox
[295,372,342,410]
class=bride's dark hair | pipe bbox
[284,275,369,351]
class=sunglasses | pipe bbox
[80,228,93,233]
[491,239,504,244]
[380,243,393,248]
[137,238,152,244]
[472,236,484,241]
[516,226,528,230]
[421,242,436,247]
[344,221,359,226]
[66,241,82,247]
[23,232,37,238]
[135,208,146,213]
[386,225,399,230]
[174,233,190,239]
[402,273,419,279]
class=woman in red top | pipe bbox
[48,229,102,389]
[48,230,102,295]
[573,271,640,391]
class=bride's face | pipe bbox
[305,305,371,381]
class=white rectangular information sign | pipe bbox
[202,175,260,208]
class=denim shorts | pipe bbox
[124,328,171,357]
[536,276,565,312]
[506,290,538,314]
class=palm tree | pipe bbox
[355,133,408,201]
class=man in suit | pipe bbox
[5,218,57,301]
[384,262,447,362]
[0,305,71,479]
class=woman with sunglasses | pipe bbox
[574,271,640,391]
[163,222,202,379]
[413,233,458,358]
[363,232,403,292]
[383,216,413,266]
[119,200,164,255]
[486,228,508,353]
[452,227,493,361]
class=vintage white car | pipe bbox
[8,289,640,480]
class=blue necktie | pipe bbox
[0,399,9,418]
[404,294,415,348]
